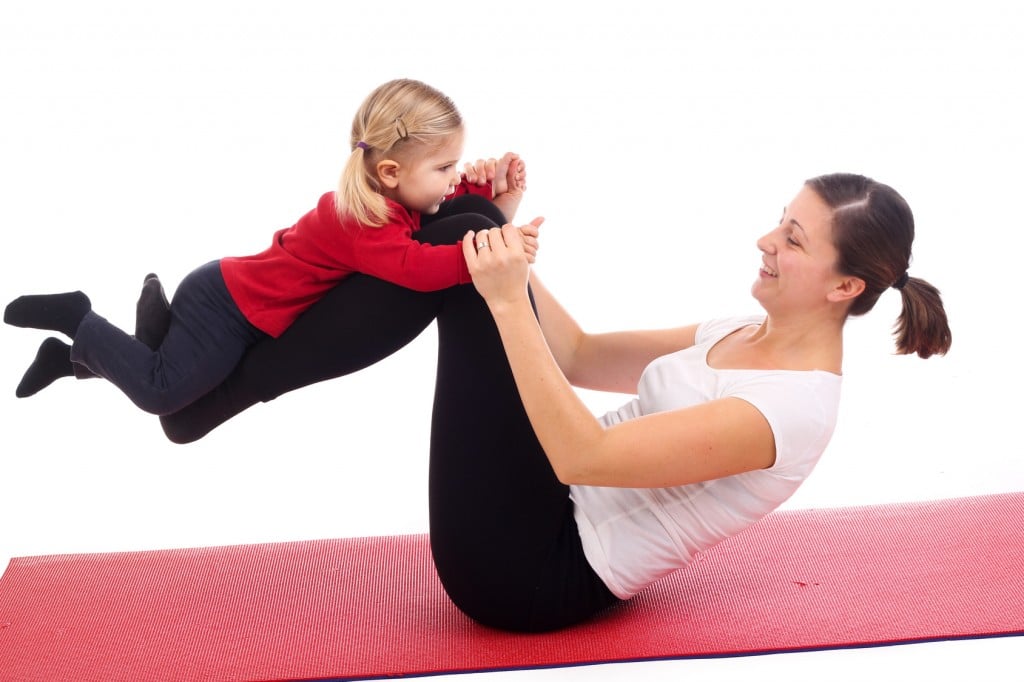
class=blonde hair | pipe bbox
[337,79,463,227]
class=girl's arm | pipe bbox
[529,271,700,394]
[464,225,776,488]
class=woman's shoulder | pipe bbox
[696,315,765,345]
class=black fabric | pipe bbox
[427,280,620,631]
[15,337,74,397]
[159,194,620,630]
[70,261,265,415]
[159,195,498,443]
[4,290,91,338]
[15,274,176,394]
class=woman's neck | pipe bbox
[708,313,845,374]
[750,314,845,374]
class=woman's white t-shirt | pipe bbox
[570,316,842,599]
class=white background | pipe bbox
[1,1,1022,679]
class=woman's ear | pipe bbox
[827,274,866,303]
[376,159,400,189]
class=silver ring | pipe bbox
[476,241,489,250]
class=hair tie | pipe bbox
[355,141,370,151]
[892,271,910,290]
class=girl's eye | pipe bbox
[787,237,800,246]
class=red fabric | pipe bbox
[1,492,1022,681]
[221,179,491,337]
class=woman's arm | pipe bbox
[465,226,776,488]
[529,272,700,394]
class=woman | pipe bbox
[161,173,951,632]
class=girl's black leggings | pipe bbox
[160,195,620,631]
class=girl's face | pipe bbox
[751,185,850,316]
[386,131,465,215]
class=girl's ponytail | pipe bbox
[336,79,463,228]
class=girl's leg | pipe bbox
[71,261,263,415]
[159,194,503,444]
[11,274,172,398]
[4,291,90,337]
[428,280,620,632]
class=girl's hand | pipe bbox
[493,152,526,221]
[462,157,498,187]
[463,217,544,309]
[463,153,527,221]
[518,216,540,264]
[491,152,524,197]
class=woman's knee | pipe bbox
[452,194,507,225]
[430,194,507,226]
[418,197,505,247]
[416,213,499,247]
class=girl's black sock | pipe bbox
[15,337,75,397]
[135,273,170,349]
[4,291,91,338]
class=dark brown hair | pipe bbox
[806,173,951,358]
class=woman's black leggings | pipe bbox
[160,195,620,631]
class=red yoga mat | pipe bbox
[1,492,1022,681]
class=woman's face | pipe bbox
[751,185,845,315]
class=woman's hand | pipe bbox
[463,217,544,310]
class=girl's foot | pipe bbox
[4,291,91,338]
[135,273,170,349]
[15,337,74,397]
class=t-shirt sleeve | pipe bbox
[694,316,839,475]
[727,373,840,476]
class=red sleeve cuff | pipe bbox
[451,178,493,200]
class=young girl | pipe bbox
[5,78,537,415]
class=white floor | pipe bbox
[2,2,1022,679]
